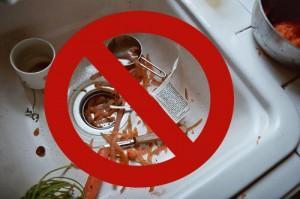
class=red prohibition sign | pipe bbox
[44,11,234,187]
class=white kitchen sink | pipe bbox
[0,0,299,198]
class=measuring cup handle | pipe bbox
[138,57,167,78]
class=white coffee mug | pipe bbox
[10,38,55,90]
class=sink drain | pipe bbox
[81,89,121,130]
[69,81,129,136]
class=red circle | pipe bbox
[44,11,234,187]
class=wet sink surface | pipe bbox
[0,0,299,198]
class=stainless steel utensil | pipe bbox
[252,0,300,67]
[107,35,167,78]
[109,105,132,112]
[103,133,159,149]
[95,133,160,149]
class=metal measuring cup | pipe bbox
[107,35,167,78]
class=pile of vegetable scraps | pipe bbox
[83,54,203,198]
[84,55,167,197]
[22,55,203,199]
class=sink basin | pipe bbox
[0,0,299,198]
[68,33,210,146]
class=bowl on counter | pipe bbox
[252,0,300,67]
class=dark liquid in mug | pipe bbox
[27,61,50,73]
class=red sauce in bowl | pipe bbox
[274,21,300,48]
[266,0,300,48]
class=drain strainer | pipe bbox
[69,81,129,136]
[81,89,121,130]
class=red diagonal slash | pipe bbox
[44,11,234,187]
[85,44,193,156]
